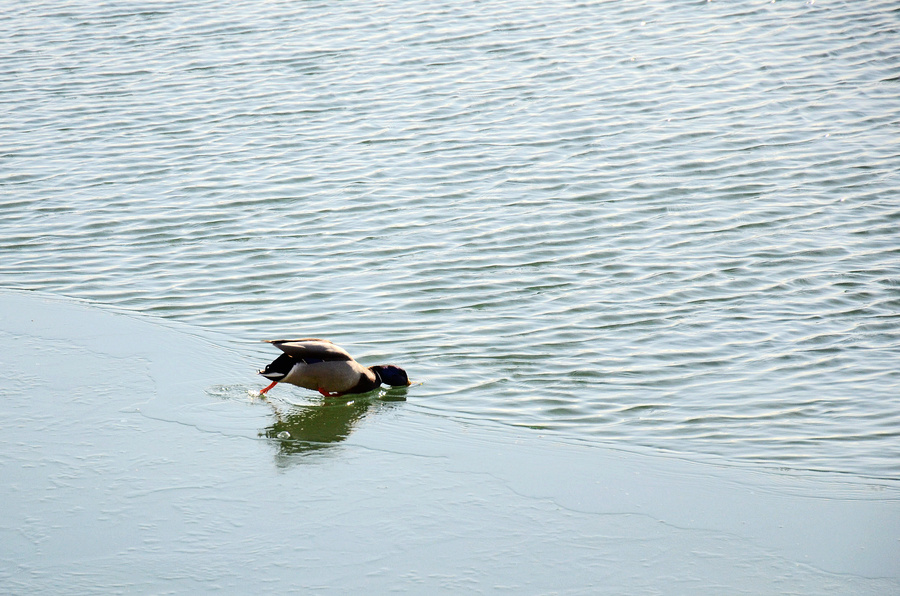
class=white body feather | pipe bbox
[281,359,374,393]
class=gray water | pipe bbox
[3,0,900,480]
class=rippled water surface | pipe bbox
[3,0,899,478]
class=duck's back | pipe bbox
[265,338,354,362]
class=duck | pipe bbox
[258,338,411,397]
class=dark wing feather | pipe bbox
[264,338,354,361]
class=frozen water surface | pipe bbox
[0,291,896,594]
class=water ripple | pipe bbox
[2,0,899,478]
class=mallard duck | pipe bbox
[258,338,410,397]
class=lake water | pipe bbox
[5,0,898,479]
[2,0,899,569]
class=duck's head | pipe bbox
[259,353,295,382]
[372,365,411,387]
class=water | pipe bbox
[3,0,900,480]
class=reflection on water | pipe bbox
[261,390,407,461]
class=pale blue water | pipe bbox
[3,292,897,594]
[3,0,900,480]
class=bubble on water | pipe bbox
[206,384,256,401]
[276,431,291,439]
